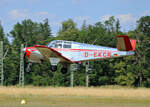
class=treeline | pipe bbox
[0,16,150,87]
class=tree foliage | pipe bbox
[0,16,150,87]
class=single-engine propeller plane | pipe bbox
[24,35,136,74]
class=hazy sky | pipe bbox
[0,0,150,35]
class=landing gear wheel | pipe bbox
[61,68,68,74]
[51,66,57,72]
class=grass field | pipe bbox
[0,86,150,107]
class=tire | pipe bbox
[61,68,67,74]
[51,66,57,72]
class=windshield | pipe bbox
[47,40,72,49]
[47,40,62,48]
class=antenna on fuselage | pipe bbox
[92,39,97,45]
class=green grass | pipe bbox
[0,95,150,107]
[0,87,150,107]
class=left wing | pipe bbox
[34,45,74,63]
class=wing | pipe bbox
[34,45,74,63]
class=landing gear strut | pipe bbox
[60,63,69,74]
[49,58,60,72]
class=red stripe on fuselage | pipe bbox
[53,48,119,52]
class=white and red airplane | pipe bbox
[24,35,136,74]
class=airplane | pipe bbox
[24,35,136,74]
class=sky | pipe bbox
[0,0,150,36]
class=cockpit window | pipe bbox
[48,40,72,49]
[48,40,62,48]
[55,44,62,48]
[63,44,71,48]
[48,43,54,48]
[49,43,62,48]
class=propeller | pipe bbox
[22,44,32,72]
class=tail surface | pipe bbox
[117,35,136,51]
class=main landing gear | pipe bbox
[49,58,60,72]
[50,65,68,74]
[50,66,68,74]
[50,66,57,72]
[49,58,68,74]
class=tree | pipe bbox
[104,16,115,32]
[57,19,79,41]
[133,31,150,87]
[81,20,87,31]
[61,19,76,32]
[8,19,53,85]
[137,16,150,37]
[115,19,121,33]
[37,18,53,45]
[0,21,4,41]
[128,17,150,87]
[1,16,150,87]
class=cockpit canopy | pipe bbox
[47,40,72,49]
